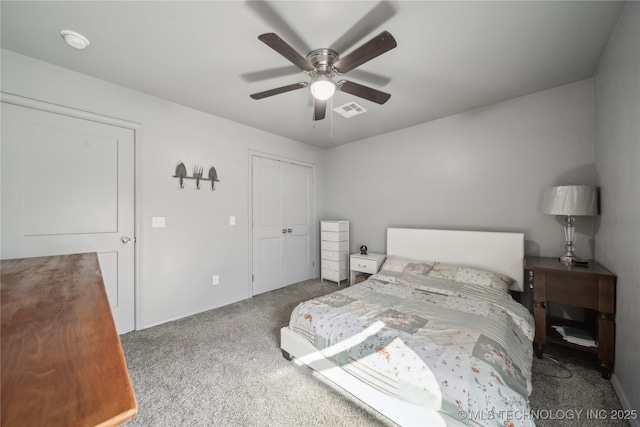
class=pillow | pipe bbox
[426,262,514,292]
[379,255,434,276]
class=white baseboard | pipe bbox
[611,374,640,427]
[138,296,244,330]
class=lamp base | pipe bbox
[558,254,586,264]
[557,217,580,264]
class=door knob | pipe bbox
[282,229,287,234]
[121,236,132,244]
[287,228,292,233]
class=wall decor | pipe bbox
[173,162,220,190]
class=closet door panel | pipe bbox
[285,163,313,285]
[252,156,315,295]
[252,157,285,295]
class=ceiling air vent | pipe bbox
[334,102,367,118]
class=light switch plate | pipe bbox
[230,216,236,225]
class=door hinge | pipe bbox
[252,274,254,282]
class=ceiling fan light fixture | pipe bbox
[310,76,336,101]
[60,30,90,49]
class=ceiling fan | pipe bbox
[249,31,397,121]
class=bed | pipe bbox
[280,228,534,426]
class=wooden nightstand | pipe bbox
[524,256,616,378]
[350,253,386,285]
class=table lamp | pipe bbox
[541,185,598,263]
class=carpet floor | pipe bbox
[120,279,628,426]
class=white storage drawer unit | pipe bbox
[320,220,349,285]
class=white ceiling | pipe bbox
[0,1,625,149]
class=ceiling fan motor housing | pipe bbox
[306,48,339,78]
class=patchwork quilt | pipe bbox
[289,272,535,426]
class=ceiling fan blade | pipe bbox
[313,99,327,121]
[348,69,391,87]
[330,1,397,54]
[241,65,299,83]
[250,82,308,100]
[333,31,397,74]
[337,80,391,105]
[258,33,314,73]
[246,1,311,54]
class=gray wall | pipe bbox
[1,50,325,329]
[323,79,597,259]
[594,2,640,420]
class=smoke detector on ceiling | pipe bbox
[60,30,90,49]
[334,102,367,118]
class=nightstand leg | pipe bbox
[533,301,546,359]
[599,363,612,379]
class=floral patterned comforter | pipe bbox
[289,272,535,426]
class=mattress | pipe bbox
[288,270,535,426]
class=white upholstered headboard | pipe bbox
[387,228,525,292]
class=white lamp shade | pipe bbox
[541,185,598,216]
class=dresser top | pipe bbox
[1,253,137,426]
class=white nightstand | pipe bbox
[350,253,386,285]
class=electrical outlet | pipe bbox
[152,217,166,228]
[212,275,219,286]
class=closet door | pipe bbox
[252,156,314,295]
[284,162,313,284]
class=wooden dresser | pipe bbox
[1,253,137,426]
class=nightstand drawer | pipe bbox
[321,250,348,262]
[545,272,598,309]
[321,240,348,251]
[350,258,378,274]
[321,231,348,242]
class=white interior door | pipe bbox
[284,163,314,284]
[252,157,286,294]
[252,156,314,295]
[1,103,136,334]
